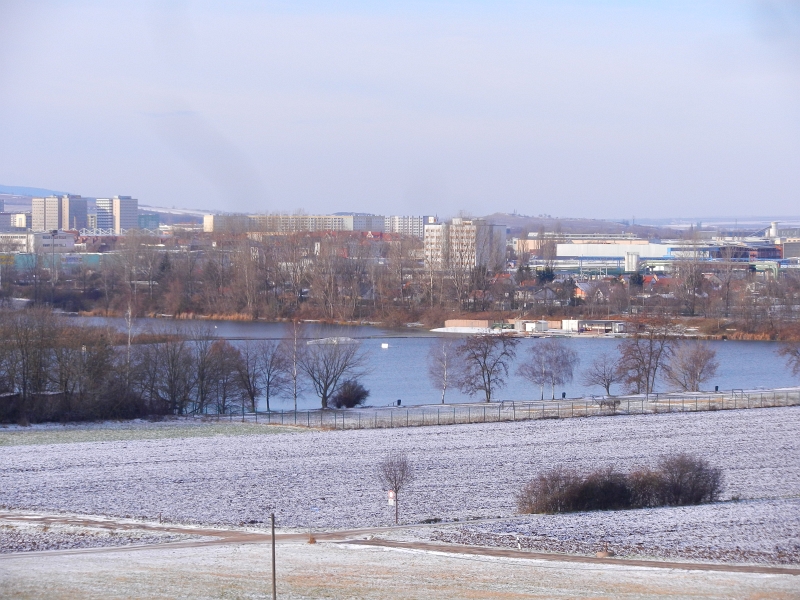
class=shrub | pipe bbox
[517,454,724,514]
[657,453,724,505]
[572,468,632,511]
[515,467,581,514]
[628,468,664,508]
[331,379,370,409]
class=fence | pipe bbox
[202,387,800,431]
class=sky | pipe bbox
[0,1,798,219]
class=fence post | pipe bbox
[512,402,515,421]
[483,406,486,423]
[407,409,409,427]
[468,407,471,424]
[571,403,574,418]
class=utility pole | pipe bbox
[271,513,277,600]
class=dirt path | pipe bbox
[2,510,799,576]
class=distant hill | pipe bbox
[0,184,67,196]
[481,212,677,238]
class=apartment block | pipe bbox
[32,196,62,231]
[385,215,435,238]
[423,218,506,270]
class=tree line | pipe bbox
[7,229,800,338]
[428,316,800,402]
[0,311,368,423]
[2,310,798,424]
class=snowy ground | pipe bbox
[0,406,798,565]
[426,499,800,564]
[0,519,198,553]
[1,540,797,599]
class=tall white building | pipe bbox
[385,215,435,238]
[32,196,62,231]
[96,196,138,234]
[32,195,86,231]
[423,218,506,271]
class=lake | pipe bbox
[78,317,800,411]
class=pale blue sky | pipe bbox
[0,1,797,218]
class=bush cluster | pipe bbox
[516,454,724,514]
[331,379,370,409]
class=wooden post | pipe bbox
[271,513,277,600]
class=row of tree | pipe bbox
[0,310,370,422]
[7,229,800,332]
[426,318,769,402]
[2,310,798,423]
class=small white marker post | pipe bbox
[388,490,397,524]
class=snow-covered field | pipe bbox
[0,519,197,553]
[428,499,800,564]
[0,407,798,563]
[1,540,797,599]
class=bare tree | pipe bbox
[580,352,621,396]
[235,340,264,413]
[260,340,290,412]
[663,342,719,392]
[209,340,244,414]
[280,320,307,411]
[427,338,455,404]
[778,342,800,379]
[617,317,675,396]
[300,337,367,409]
[518,338,579,400]
[189,324,216,414]
[455,334,520,402]
[376,451,414,524]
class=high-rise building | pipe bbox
[95,196,138,234]
[113,196,138,233]
[95,199,113,230]
[423,218,506,270]
[61,196,87,231]
[32,196,62,231]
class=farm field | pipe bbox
[1,537,797,600]
[0,418,300,447]
[0,406,798,566]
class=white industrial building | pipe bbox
[0,232,75,253]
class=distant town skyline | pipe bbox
[0,1,798,219]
